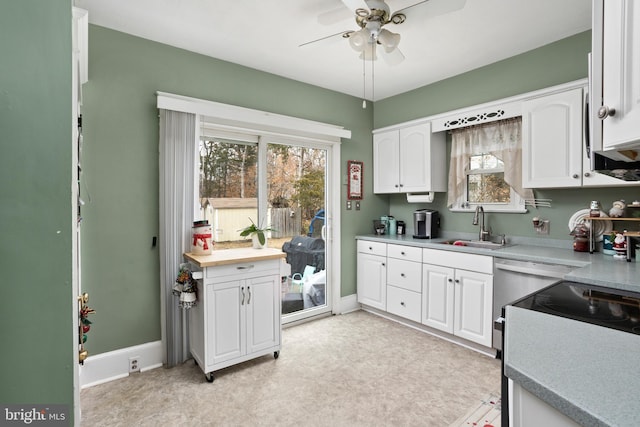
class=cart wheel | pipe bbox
[274,351,279,359]
[205,372,214,383]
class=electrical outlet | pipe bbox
[129,356,140,373]
[346,200,352,210]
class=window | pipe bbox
[448,118,532,212]
[467,153,510,204]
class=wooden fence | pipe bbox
[269,207,302,238]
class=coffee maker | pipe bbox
[413,209,439,239]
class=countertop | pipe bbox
[505,305,640,427]
[184,247,286,267]
[357,234,640,425]
[356,234,640,292]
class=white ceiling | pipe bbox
[74,0,591,101]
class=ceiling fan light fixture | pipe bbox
[349,28,368,52]
[378,29,400,53]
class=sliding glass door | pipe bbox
[198,132,333,324]
[265,140,331,324]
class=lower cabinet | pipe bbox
[422,264,455,333]
[422,262,493,347]
[357,240,387,310]
[509,380,581,427]
[452,269,493,347]
[188,258,282,382]
[356,240,494,349]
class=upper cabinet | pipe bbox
[591,0,640,157]
[522,88,584,188]
[523,87,640,188]
[373,122,446,194]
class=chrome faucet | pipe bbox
[472,205,491,241]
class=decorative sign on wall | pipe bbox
[347,160,363,200]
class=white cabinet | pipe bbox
[523,87,639,188]
[522,88,584,188]
[386,244,422,322]
[592,0,640,156]
[422,264,454,333]
[509,380,581,427]
[357,240,387,310]
[186,250,284,382]
[373,123,446,194]
[422,249,493,347]
[453,269,493,347]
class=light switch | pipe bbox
[355,201,361,210]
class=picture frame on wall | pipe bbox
[347,160,363,200]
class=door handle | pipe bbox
[247,286,251,304]
[240,286,245,305]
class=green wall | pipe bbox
[0,0,75,420]
[81,26,380,354]
[376,31,640,243]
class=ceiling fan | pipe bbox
[301,0,466,66]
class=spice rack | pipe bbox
[582,217,640,260]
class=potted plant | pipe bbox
[239,218,274,249]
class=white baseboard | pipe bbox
[80,341,163,389]
[339,293,360,314]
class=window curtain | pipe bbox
[159,109,197,367]
[447,118,533,207]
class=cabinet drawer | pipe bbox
[387,244,422,262]
[387,285,421,323]
[422,248,493,274]
[357,240,387,257]
[387,258,422,292]
[205,259,280,281]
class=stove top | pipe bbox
[512,281,640,335]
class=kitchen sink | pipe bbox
[439,239,510,250]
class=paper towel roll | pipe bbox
[406,192,435,203]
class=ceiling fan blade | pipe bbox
[299,31,350,48]
[380,47,405,66]
[340,0,370,12]
[393,0,466,19]
[317,7,353,25]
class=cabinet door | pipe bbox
[399,123,433,193]
[522,89,583,188]
[453,270,493,347]
[422,264,454,334]
[357,253,387,310]
[207,281,245,366]
[510,380,582,427]
[373,130,400,193]
[245,275,280,355]
[601,0,640,151]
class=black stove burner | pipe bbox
[513,281,640,335]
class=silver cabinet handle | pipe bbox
[247,286,251,304]
[597,105,616,119]
[401,273,406,277]
[400,301,405,306]
[237,265,254,270]
[240,286,245,305]
[572,174,579,179]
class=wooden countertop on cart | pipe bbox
[184,247,286,267]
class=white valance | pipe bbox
[157,92,351,142]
